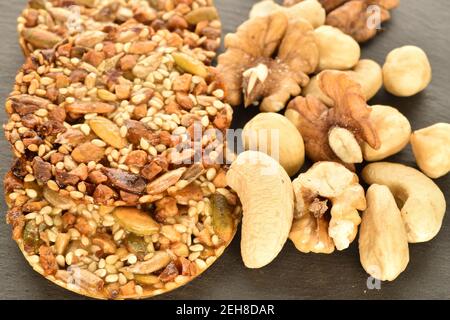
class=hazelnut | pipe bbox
[382,45,432,97]
[362,105,411,161]
[314,25,360,71]
[242,113,305,176]
[411,123,450,178]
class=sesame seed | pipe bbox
[175,179,189,190]
[212,235,220,246]
[80,124,91,135]
[126,254,137,265]
[35,108,48,117]
[206,168,217,181]
[14,140,25,153]
[25,212,37,222]
[120,126,128,138]
[26,189,38,199]
[189,244,204,252]
[212,89,224,99]
[174,224,187,233]
[88,262,98,273]
[148,146,157,157]
[98,259,106,269]
[106,264,117,274]
[81,235,90,247]
[140,138,150,150]
[56,255,66,267]
[105,274,119,283]
[95,269,107,278]
[118,273,128,285]
[135,285,143,295]
[47,180,60,191]
[213,100,224,110]
[43,214,53,226]
[24,174,35,182]
[75,249,88,257]
[201,116,210,127]
[188,207,197,217]
[106,255,119,265]
[195,259,207,270]
[206,256,216,265]
[35,214,44,225]
[70,191,84,199]
[114,229,125,241]
[65,252,73,265]
[29,255,40,264]
[206,106,217,116]
[38,144,46,157]
[188,252,201,261]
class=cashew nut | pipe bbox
[411,123,450,179]
[359,184,409,281]
[303,60,382,106]
[362,105,411,161]
[250,0,326,28]
[383,45,432,97]
[314,25,361,71]
[242,113,305,176]
[289,162,365,253]
[227,151,294,268]
[362,162,446,243]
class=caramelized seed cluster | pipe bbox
[4,17,240,299]
[18,0,222,60]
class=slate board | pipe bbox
[0,0,449,300]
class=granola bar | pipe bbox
[3,21,240,299]
[18,0,222,63]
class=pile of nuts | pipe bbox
[282,0,400,42]
[2,0,448,298]
[217,0,449,282]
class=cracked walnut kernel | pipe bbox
[285,71,380,169]
[217,11,318,112]
[289,161,366,254]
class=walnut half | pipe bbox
[289,161,366,254]
[217,12,319,112]
[285,71,380,170]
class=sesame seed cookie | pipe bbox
[4,20,239,299]
[18,0,222,63]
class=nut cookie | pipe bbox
[4,21,240,299]
[18,0,222,62]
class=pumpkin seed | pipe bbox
[211,193,234,243]
[185,7,219,25]
[113,207,159,236]
[88,117,128,149]
[172,52,208,78]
